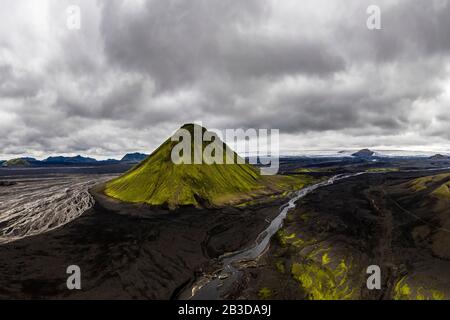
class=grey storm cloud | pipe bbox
[0,64,40,99]
[100,0,345,89]
[0,0,450,159]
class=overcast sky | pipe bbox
[1,0,450,159]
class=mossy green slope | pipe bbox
[105,124,285,209]
[409,173,450,200]
[2,158,30,167]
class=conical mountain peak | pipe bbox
[179,123,207,134]
[104,124,262,209]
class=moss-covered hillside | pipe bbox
[1,158,30,167]
[104,124,312,209]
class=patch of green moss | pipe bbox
[299,212,310,222]
[409,173,450,192]
[276,229,310,248]
[276,228,318,251]
[432,290,445,300]
[276,225,354,299]
[258,287,274,299]
[290,258,353,300]
[432,182,450,200]
[276,230,297,247]
[295,168,333,173]
[268,174,317,191]
[322,253,331,265]
[275,260,285,274]
[2,158,30,167]
[394,277,411,300]
[393,277,446,300]
[292,238,306,248]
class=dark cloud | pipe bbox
[0,64,40,98]
[100,0,345,90]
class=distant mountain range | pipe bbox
[44,155,99,164]
[429,154,448,160]
[121,153,149,162]
[0,153,149,168]
[1,149,448,168]
[351,149,375,158]
[350,149,449,161]
[279,149,450,158]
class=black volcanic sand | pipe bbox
[236,171,450,300]
[0,185,282,299]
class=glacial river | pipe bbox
[180,172,365,299]
[0,174,115,244]
[181,165,450,299]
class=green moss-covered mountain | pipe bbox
[105,124,312,209]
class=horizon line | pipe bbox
[1,148,450,162]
